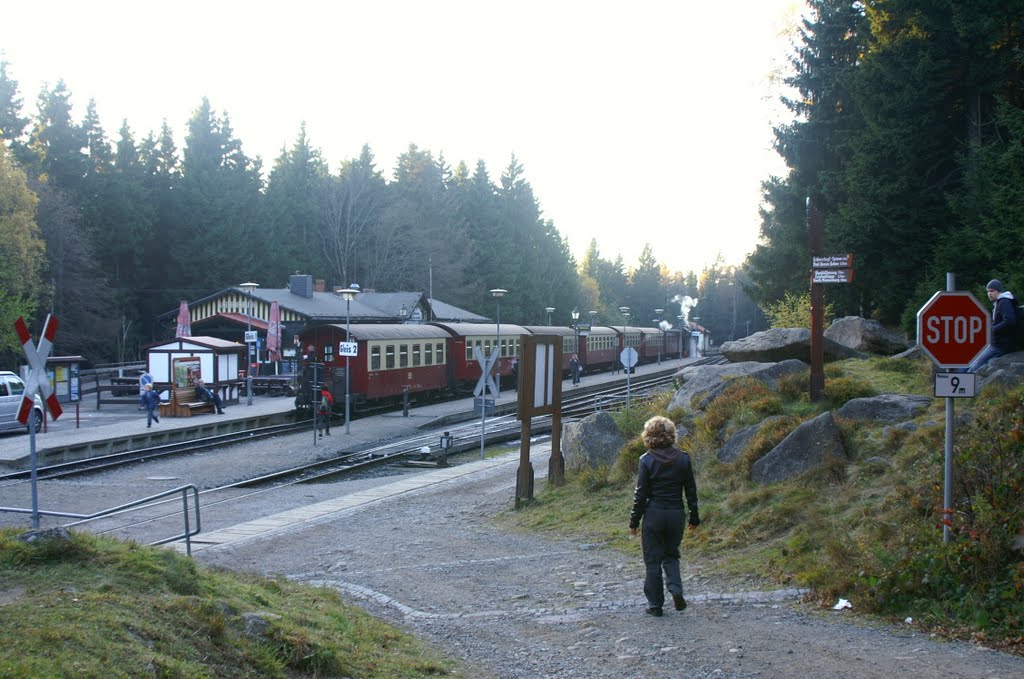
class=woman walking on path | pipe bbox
[141,383,161,428]
[629,415,700,616]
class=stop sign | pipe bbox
[916,291,990,368]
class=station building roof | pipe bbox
[158,274,489,340]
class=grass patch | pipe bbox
[499,360,1024,654]
[0,530,462,678]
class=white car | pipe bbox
[0,370,45,433]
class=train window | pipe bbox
[436,342,445,363]
[399,344,409,368]
[425,343,433,365]
[385,345,395,369]
[324,344,333,360]
[370,346,381,371]
[414,344,422,366]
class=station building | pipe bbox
[157,273,488,373]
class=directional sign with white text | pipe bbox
[15,315,62,423]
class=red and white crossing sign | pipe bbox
[14,315,63,423]
[916,291,990,368]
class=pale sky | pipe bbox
[1,0,801,275]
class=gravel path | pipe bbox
[185,445,1024,679]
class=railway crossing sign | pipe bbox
[15,315,62,423]
[916,291,990,368]
[473,346,499,398]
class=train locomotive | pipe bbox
[295,321,687,414]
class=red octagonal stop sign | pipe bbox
[916,291,990,368]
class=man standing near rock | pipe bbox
[966,279,1018,373]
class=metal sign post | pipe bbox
[620,347,638,405]
[14,315,63,530]
[473,347,500,460]
[915,273,989,544]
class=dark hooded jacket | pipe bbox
[629,446,698,529]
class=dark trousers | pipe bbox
[641,506,685,610]
[317,411,331,435]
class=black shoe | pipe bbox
[217,410,225,414]
[154,416,159,423]
[325,432,330,435]
[672,593,687,611]
[645,607,663,617]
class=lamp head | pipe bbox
[339,285,360,302]
[571,307,579,321]
[490,288,507,299]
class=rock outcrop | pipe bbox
[825,316,911,355]
[751,412,847,484]
[560,411,625,471]
[720,328,866,364]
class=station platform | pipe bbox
[0,358,693,473]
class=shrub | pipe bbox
[823,376,876,409]
[853,386,1024,640]
[764,291,836,329]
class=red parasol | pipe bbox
[267,301,281,362]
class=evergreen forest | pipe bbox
[3,1,1024,366]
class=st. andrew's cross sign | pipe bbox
[15,315,63,424]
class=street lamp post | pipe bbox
[571,307,580,354]
[545,306,555,325]
[490,288,507,397]
[691,315,700,356]
[619,306,631,404]
[240,282,260,406]
[679,315,688,360]
[655,308,664,364]
[339,284,361,434]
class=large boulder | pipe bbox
[825,316,911,355]
[717,415,788,463]
[560,411,625,471]
[835,394,933,423]
[720,328,867,364]
[669,359,807,413]
[751,412,847,484]
[976,351,1024,390]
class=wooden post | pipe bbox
[808,198,825,402]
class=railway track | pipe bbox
[3,358,725,545]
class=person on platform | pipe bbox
[510,357,519,391]
[629,415,700,617]
[195,379,225,414]
[138,369,153,410]
[317,388,334,436]
[965,279,1018,373]
[569,354,583,385]
[141,383,161,428]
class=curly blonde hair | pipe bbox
[642,415,677,449]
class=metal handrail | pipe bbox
[0,485,201,556]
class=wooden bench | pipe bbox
[159,387,215,418]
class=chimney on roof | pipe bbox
[288,273,314,298]
[314,279,326,293]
